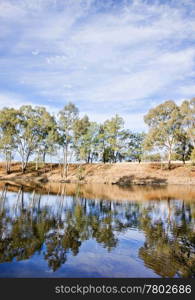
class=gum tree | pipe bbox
[0,108,18,173]
[103,114,125,163]
[144,100,181,169]
[74,116,99,163]
[124,131,146,163]
[58,102,79,178]
[15,105,50,173]
[180,98,195,147]
[34,107,59,169]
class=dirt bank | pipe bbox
[0,162,195,185]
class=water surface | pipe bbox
[0,182,194,278]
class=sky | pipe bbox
[0,0,195,131]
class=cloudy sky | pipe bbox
[0,0,195,131]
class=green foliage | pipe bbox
[58,102,79,177]
[58,102,79,146]
[174,134,193,163]
[180,98,195,147]
[0,97,194,170]
[144,100,182,168]
[124,131,145,162]
[0,107,18,173]
[73,115,93,163]
[102,114,125,163]
[143,153,161,162]
[15,105,59,172]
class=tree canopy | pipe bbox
[0,97,194,174]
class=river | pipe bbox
[0,182,194,277]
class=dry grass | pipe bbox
[0,161,195,185]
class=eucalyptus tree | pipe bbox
[58,102,79,178]
[0,108,18,173]
[85,122,100,163]
[124,131,146,163]
[170,98,195,164]
[73,115,90,162]
[174,132,193,164]
[73,115,90,153]
[180,98,195,147]
[74,116,99,163]
[34,108,59,169]
[42,127,60,167]
[144,101,181,169]
[103,114,125,163]
[97,124,106,163]
[15,105,54,173]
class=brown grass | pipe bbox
[0,161,195,185]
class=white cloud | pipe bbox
[0,92,32,108]
[0,1,26,19]
[0,0,195,130]
[0,91,59,115]
[82,111,146,131]
[179,85,195,97]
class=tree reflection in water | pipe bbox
[0,183,195,277]
[139,201,195,277]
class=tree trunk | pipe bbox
[21,160,25,173]
[168,158,171,170]
[63,144,68,178]
[23,161,28,173]
[5,160,9,174]
[42,151,46,169]
[22,158,29,173]
[168,149,172,170]
[50,154,53,171]
[8,154,11,173]
[5,152,11,174]
[43,151,46,163]
[182,154,185,165]
[35,153,38,171]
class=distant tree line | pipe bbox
[0,98,194,176]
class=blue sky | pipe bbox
[0,0,195,131]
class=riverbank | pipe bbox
[0,162,195,185]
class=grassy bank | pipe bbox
[0,162,195,185]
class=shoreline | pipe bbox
[0,162,195,186]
